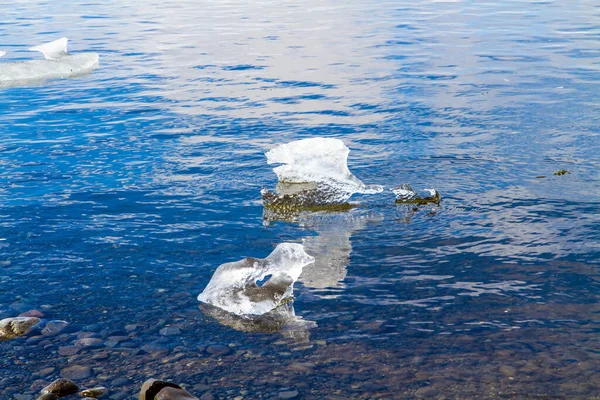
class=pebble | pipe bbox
[278,390,299,399]
[109,392,128,400]
[80,387,108,398]
[499,365,518,378]
[415,386,439,399]
[206,345,231,356]
[159,327,181,336]
[36,367,55,378]
[36,394,58,400]
[19,310,45,318]
[58,346,80,356]
[200,393,215,400]
[60,365,92,380]
[111,377,130,387]
[41,379,79,397]
[41,321,69,337]
[74,338,104,348]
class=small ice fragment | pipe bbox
[392,184,418,202]
[198,243,315,316]
[423,188,438,197]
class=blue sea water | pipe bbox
[1,0,599,398]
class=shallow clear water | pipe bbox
[1,0,599,399]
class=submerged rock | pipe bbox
[553,169,571,176]
[198,243,314,316]
[41,320,69,336]
[40,379,79,397]
[0,317,40,340]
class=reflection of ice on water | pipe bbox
[199,301,316,342]
[298,211,383,290]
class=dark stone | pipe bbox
[37,394,58,400]
[206,345,231,356]
[41,379,80,397]
[139,379,182,400]
[111,377,130,387]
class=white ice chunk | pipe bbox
[29,37,68,60]
[0,53,99,88]
[424,188,438,197]
[198,243,315,316]
[266,138,383,201]
[0,51,5,59]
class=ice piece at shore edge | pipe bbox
[198,243,315,316]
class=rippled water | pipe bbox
[1,1,599,399]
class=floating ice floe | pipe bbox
[197,243,315,316]
[262,138,383,212]
[0,38,99,88]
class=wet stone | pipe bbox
[200,393,215,400]
[58,346,80,356]
[60,364,92,380]
[36,394,58,400]
[74,338,103,348]
[206,345,231,356]
[41,378,79,397]
[278,390,299,399]
[80,387,108,398]
[159,327,181,336]
[0,317,40,340]
[415,386,438,399]
[41,321,69,337]
[499,365,518,378]
[155,387,199,400]
[139,379,182,400]
[19,310,45,318]
[111,377,130,387]
[36,367,55,378]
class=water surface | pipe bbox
[1,0,599,399]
